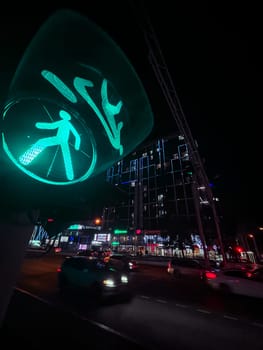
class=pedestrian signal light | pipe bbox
[1,9,154,190]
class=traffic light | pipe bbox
[234,246,244,253]
[1,9,154,209]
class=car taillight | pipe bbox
[205,271,217,279]
[57,267,62,272]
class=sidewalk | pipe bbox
[1,289,148,350]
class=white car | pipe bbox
[167,258,220,279]
[204,267,263,298]
[167,258,207,279]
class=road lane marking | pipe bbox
[223,315,238,321]
[196,308,211,314]
[16,286,263,333]
[175,303,188,308]
[140,295,150,300]
[252,322,263,328]
[16,287,54,306]
[15,287,149,349]
[155,299,167,304]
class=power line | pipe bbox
[129,0,227,266]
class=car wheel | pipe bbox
[122,291,134,303]
[89,282,102,302]
[58,275,70,296]
[173,269,181,278]
[219,283,231,295]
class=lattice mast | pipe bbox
[130,1,226,265]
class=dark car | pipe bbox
[167,258,208,279]
[108,253,139,272]
[75,249,94,258]
[57,256,133,302]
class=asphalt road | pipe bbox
[1,289,148,350]
[2,254,263,350]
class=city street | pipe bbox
[5,254,263,350]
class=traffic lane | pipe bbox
[9,283,263,350]
[1,289,148,350]
[51,291,263,350]
[133,265,263,323]
[18,255,263,323]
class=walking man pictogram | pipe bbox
[19,110,81,180]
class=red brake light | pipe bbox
[57,267,62,272]
[205,271,217,279]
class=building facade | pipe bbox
[103,133,217,255]
[30,133,222,257]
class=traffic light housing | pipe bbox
[1,9,154,210]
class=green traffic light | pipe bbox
[1,9,154,192]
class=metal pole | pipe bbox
[0,210,38,326]
[192,178,209,268]
[250,234,260,263]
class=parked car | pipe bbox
[204,267,263,298]
[167,258,219,279]
[57,256,133,302]
[108,253,139,272]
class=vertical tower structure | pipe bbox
[130,1,226,265]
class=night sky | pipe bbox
[0,2,261,231]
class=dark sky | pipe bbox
[0,2,261,230]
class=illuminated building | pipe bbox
[104,133,206,254]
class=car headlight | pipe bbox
[121,275,128,283]
[102,279,116,287]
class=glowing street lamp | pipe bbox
[94,218,102,226]
[248,233,260,262]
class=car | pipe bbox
[108,253,139,272]
[167,258,209,279]
[57,256,133,302]
[75,249,95,258]
[167,257,220,280]
[204,267,263,298]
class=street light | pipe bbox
[94,218,102,225]
[248,233,260,262]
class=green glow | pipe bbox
[1,9,154,190]
[41,70,78,103]
[2,98,97,185]
[2,133,97,185]
[68,224,81,229]
[114,229,128,234]
[73,77,123,155]
[19,110,81,181]
[41,69,124,156]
